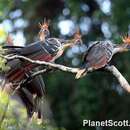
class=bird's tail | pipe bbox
[3,45,24,55]
[17,87,34,117]
[18,75,53,121]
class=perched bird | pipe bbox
[76,35,130,79]
[2,22,82,119]
[5,22,82,85]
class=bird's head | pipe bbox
[6,34,13,46]
[38,19,50,41]
[63,29,82,49]
[122,34,130,50]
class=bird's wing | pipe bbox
[3,41,44,56]
[44,38,61,55]
[3,45,24,55]
[82,41,99,63]
[86,41,100,52]
[16,41,49,56]
[84,44,109,70]
[6,40,54,83]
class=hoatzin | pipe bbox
[76,35,130,79]
[2,21,82,119]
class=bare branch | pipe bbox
[1,54,79,73]
[105,65,130,93]
[22,68,48,84]
[1,54,130,93]
[31,68,48,78]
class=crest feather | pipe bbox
[74,28,82,40]
[39,18,50,30]
[122,34,130,44]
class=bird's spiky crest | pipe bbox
[122,34,130,44]
[39,18,49,30]
[74,28,82,41]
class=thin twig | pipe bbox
[21,68,48,85]
[29,69,47,79]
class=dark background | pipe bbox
[0,0,130,130]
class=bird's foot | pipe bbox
[75,69,87,79]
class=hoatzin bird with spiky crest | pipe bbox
[2,21,82,119]
[38,19,50,41]
[76,35,130,79]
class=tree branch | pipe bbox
[1,54,79,73]
[1,54,130,93]
[105,65,130,93]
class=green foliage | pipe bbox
[0,0,13,20]
[112,0,130,32]
[0,46,9,72]
[0,91,27,130]
[0,91,65,130]
[0,28,7,43]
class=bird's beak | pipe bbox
[75,69,87,79]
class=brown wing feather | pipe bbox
[85,45,109,69]
[83,41,99,63]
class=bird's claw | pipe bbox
[75,69,87,79]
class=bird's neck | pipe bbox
[113,43,129,54]
[63,39,75,49]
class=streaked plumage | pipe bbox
[76,37,130,79]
